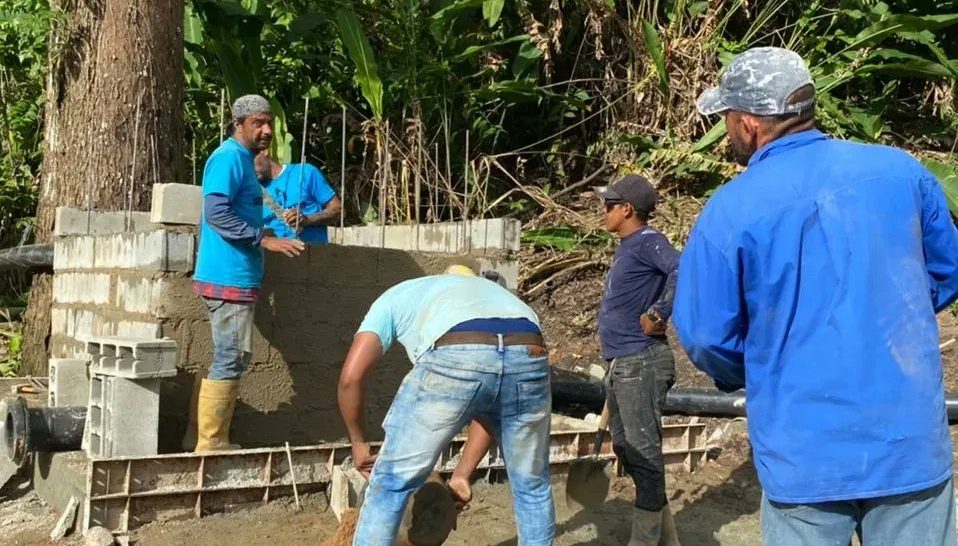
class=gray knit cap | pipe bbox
[231,94,272,120]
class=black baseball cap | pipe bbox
[599,174,657,214]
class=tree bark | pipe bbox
[22,0,185,374]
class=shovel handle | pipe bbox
[591,402,610,456]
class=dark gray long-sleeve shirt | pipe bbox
[598,226,679,360]
[204,193,263,245]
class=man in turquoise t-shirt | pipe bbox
[339,265,555,546]
[187,94,304,454]
[255,153,342,244]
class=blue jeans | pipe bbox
[762,477,957,545]
[353,344,555,546]
[203,297,254,381]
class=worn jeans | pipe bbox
[762,477,957,545]
[605,343,676,511]
[202,297,254,381]
[353,344,555,546]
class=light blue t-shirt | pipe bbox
[194,138,265,288]
[262,163,337,244]
[357,275,540,362]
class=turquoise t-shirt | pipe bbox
[357,274,541,363]
[262,163,337,244]
[194,138,265,288]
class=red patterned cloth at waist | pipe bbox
[192,281,260,303]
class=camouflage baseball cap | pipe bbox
[697,47,814,116]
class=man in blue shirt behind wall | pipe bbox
[254,152,343,244]
[184,94,305,453]
[674,47,958,545]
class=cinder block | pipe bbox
[79,336,177,378]
[48,358,90,407]
[468,219,503,251]
[153,232,195,272]
[94,230,195,272]
[330,465,367,521]
[92,211,153,234]
[331,219,520,253]
[53,236,95,271]
[85,375,160,458]
[52,273,111,305]
[49,336,84,359]
[114,276,153,314]
[55,207,153,236]
[416,224,455,253]
[150,183,202,225]
[383,225,415,251]
[477,257,519,291]
[51,307,68,336]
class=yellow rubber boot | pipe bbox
[180,374,202,451]
[195,379,241,452]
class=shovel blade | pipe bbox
[564,457,613,512]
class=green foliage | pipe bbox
[0,0,49,246]
[522,226,612,251]
[335,7,383,120]
[0,316,22,378]
[920,157,958,216]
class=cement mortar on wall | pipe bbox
[158,245,497,450]
[50,208,521,452]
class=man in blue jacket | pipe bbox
[674,47,958,545]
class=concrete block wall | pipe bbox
[51,196,521,451]
[50,209,195,362]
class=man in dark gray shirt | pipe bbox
[599,175,680,546]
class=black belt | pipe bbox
[434,331,546,348]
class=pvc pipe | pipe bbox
[0,244,53,272]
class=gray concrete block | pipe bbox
[49,358,90,407]
[330,465,367,521]
[52,273,111,305]
[150,183,202,225]
[55,207,153,236]
[80,336,177,379]
[54,236,96,271]
[86,375,160,458]
[477,257,519,291]
[113,276,152,315]
[329,219,521,254]
[94,230,195,272]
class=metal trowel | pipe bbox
[565,402,613,511]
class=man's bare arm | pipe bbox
[338,332,384,477]
[308,196,342,226]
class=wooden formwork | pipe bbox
[84,419,709,533]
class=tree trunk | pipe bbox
[22,0,185,375]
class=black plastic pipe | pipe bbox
[0,397,86,467]
[0,244,53,272]
[552,381,958,423]
[552,381,746,418]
